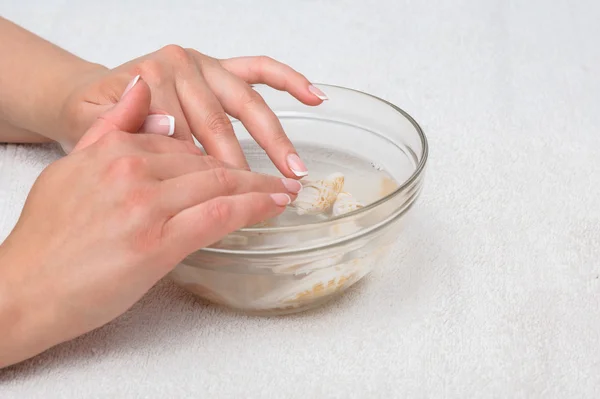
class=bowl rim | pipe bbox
[201,83,429,245]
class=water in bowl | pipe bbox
[240,139,402,227]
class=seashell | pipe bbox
[331,192,364,217]
[249,259,368,310]
[289,172,345,215]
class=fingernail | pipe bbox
[281,178,303,194]
[308,85,328,101]
[286,154,308,177]
[140,115,176,136]
[121,75,141,99]
[270,193,291,206]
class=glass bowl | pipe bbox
[168,83,428,316]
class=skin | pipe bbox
[0,77,301,368]
[0,18,320,367]
[0,16,326,176]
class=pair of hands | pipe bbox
[0,48,321,368]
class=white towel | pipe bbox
[1,0,600,397]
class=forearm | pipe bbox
[0,240,32,368]
[0,119,52,144]
[0,17,104,143]
[0,239,56,368]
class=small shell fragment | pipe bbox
[332,192,364,217]
[290,172,345,215]
[250,259,367,310]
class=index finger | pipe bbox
[173,58,250,170]
[200,63,308,179]
[162,192,289,259]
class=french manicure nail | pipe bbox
[140,115,176,136]
[281,178,303,194]
[270,193,291,206]
[308,85,328,101]
[121,75,141,99]
[286,153,308,177]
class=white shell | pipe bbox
[290,173,345,215]
[249,259,369,310]
[332,192,364,217]
[171,244,394,312]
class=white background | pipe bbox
[1,0,600,397]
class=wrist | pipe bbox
[51,61,109,147]
[0,18,108,148]
[0,239,55,367]
[3,58,106,145]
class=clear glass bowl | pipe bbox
[169,84,428,316]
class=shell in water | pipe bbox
[332,192,364,217]
[250,259,368,310]
[290,172,345,215]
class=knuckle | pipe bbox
[204,112,232,136]
[239,88,264,110]
[263,132,291,156]
[185,48,214,66]
[123,185,157,213]
[108,155,147,178]
[208,200,233,224]
[271,132,289,146]
[136,59,165,86]
[212,167,236,193]
[160,44,191,66]
[130,224,163,254]
[257,55,274,66]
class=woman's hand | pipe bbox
[0,77,301,368]
[59,46,327,177]
[0,19,322,175]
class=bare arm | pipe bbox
[0,120,52,144]
[0,17,105,144]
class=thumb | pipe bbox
[72,75,151,152]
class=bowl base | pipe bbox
[195,294,342,317]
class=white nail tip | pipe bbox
[130,74,141,87]
[143,114,175,136]
[308,85,329,101]
[122,75,141,98]
[291,169,309,177]
[166,115,175,136]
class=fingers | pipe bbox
[73,75,151,152]
[174,61,250,170]
[219,56,327,105]
[158,167,301,214]
[200,63,309,178]
[141,88,192,141]
[117,54,193,141]
[162,192,290,257]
